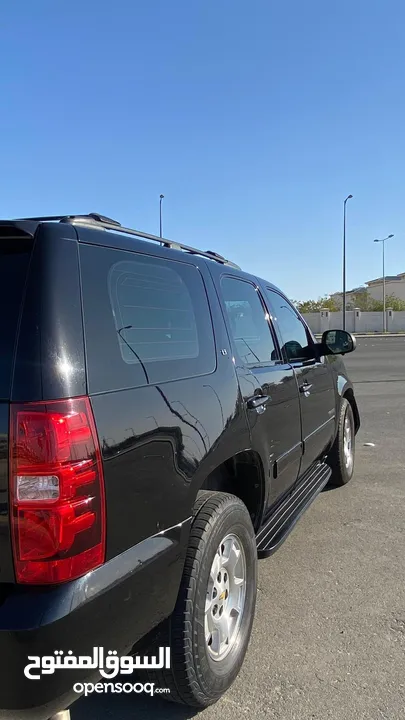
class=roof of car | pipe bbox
[1,213,241,270]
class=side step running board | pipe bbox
[256,462,331,558]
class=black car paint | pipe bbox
[0,517,190,715]
[207,264,304,510]
[0,219,359,715]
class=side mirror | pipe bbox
[321,329,356,355]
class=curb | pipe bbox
[315,333,405,339]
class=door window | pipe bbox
[220,277,278,366]
[264,289,314,363]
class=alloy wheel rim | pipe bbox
[204,533,247,662]
[343,415,353,472]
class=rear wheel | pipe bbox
[141,490,258,707]
[327,398,355,486]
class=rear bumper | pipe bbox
[0,518,190,719]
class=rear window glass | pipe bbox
[80,244,216,392]
[109,260,199,364]
[0,240,32,399]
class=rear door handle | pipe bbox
[246,395,270,413]
[299,382,313,396]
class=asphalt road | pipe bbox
[58,339,405,718]
[344,335,405,383]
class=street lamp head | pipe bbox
[347,194,353,199]
[160,194,164,199]
[374,234,394,243]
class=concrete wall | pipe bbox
[358,312,384,333]
[389,310,405,332]
[328,311,354,331]
[302,312,321,334]
[302,308,405,334]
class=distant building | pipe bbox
[330,272,405,307]
[330,286,367,309]
[365,272,405,301]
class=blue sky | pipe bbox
[1,0,404,301]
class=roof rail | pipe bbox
[11,213,241,269]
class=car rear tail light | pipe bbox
[9,396,106,584]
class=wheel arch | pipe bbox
[342,387,360,433]
[336,373,360,434]
[198,450,266,533]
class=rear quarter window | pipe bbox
[0,240,32,399]
[80,244,216,393]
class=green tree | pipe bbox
[352,292,405,311]
[373,294,405,311]
[294,292,405,313]
[294,295,340,313]
[348,292,376,311]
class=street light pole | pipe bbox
[159,194,164,238]
[373,234,394,333]
[381,239,387,333]
[342,194,353,331]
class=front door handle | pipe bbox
[246,395,270,413]
[299,382,313,397]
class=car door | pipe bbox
[261,286,336,476]
[215,271,302,511]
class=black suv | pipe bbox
[0,214,359,718]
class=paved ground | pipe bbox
[344,335,405,383]
[70,338,405,719]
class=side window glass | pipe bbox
[220,276,278,366]
[80,244,216,393]
[264,289,313,363]
[109,260,199,366]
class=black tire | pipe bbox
[327,398,355,486]
[141,490,258,708]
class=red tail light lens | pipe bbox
[9,397,106,584]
